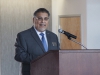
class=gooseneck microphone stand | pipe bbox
[68,36,87,49]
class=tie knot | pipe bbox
[40,33,44,36]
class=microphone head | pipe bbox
[58,29,64,33]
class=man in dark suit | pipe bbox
[14,8,60,75]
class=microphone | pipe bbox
[58,29,87,49]
[58,29,77,40]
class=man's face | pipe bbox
[33,12,49,32]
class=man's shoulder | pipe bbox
[17,27,33,37]
[18,27,32,34]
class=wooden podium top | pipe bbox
[31,50,100,75]
[31,49,100,63]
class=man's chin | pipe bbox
[39,28,46,32]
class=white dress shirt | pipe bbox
[34,27,48,49]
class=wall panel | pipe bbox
[0,0,51,75]
[0,0,1,75]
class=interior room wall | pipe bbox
[87,0,100,49]
[52,0,87,48]
[52,0,100,49]
[0,0,51,75]
[0,1,2,75]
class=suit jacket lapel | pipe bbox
[46,31,51,51]
[30,27,45,52]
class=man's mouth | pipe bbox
[40,24,46,26]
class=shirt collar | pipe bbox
[33,26,46,35]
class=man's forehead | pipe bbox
[35,12,49,17]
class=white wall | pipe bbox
[52,0,100,49]
[0,0,52,75]
[87,0,100,49]
[52,0,87,48]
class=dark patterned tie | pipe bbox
[40,33,48,52]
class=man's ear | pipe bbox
[33,18,34,23]
[33,18,35,24]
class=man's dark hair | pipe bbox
[34,8,50,17]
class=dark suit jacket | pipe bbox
[14,27,60,75]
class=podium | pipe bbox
[30,50,100,75]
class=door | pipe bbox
[59,16,81,49]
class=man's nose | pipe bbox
[41,18,45,22]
